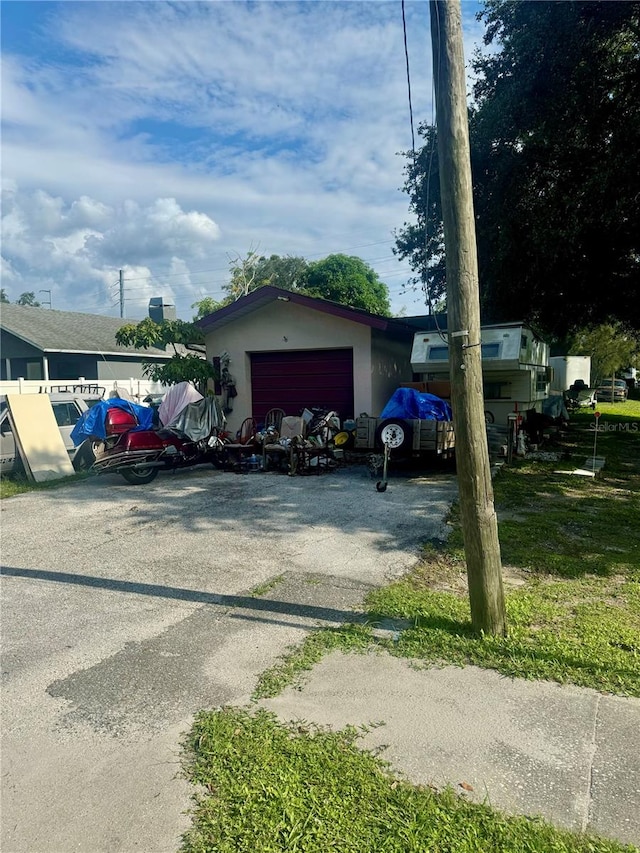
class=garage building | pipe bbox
[198,286,417,433]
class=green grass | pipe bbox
[256,409,640,698]
[254,623,372,699]
[249,574,286,598]
[182,706,634,853]
[0,471,90,499]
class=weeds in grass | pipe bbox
[0,471,90,499]
[182,707,634,853]
[254,623,372,699]
[254,412,640,698]
[249,574,285,598]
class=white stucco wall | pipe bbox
[204,300,374,434]
[370,330,414,416]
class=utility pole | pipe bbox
[119,269,125,318]
[429,0,506,635]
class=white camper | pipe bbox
[410,322,551,425]
[549,356,591,393]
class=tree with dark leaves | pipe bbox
[396,1,640,336]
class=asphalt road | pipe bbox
[1,464,456,853]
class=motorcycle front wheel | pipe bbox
[121,466,159,485]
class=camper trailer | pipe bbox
[410,322,551,425]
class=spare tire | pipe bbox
[375,419,412,451]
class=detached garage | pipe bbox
[198,286,416,434]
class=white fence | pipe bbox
[0,377,167,400]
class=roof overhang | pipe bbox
[197,286,414,335]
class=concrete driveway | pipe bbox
[1,464,456,853]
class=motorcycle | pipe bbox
[72,389,228,485]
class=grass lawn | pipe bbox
[0,471,89,499]
[255,403,640,699]
[182,404,640,852]
[183,707,635,853]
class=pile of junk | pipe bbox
[71,383,348,483]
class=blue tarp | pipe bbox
[71,399,155,445]
[379,388,452,422]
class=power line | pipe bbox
[119,239,399,284]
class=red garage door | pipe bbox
[251,349,354,422]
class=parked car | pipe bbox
[621,368,638,391]
[0,389,104,476]
[595,379,629,403]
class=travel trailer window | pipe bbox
[481,342,501,359]
[484,381,510,399]
[428,345,449,361]
[536,370,548,393]
[428,342,502,361]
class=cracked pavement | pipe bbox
[1,464,456,852]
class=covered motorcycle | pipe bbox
[72,384,227,484]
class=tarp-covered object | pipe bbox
[159,382,203,428]
[380,387,452,422]
[165,397,226,442]
[71,399,155,445]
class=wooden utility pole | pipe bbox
[429,0,506,635]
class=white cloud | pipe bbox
[1,1,486,318]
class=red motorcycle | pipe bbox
[73,395,229,485]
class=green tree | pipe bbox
[393,125,446,312]
[251,254,309,292]
[16,291,40,307]
[396,1,640,335]
[0,289,9,303]
[191,297,225,321]
[115,318,215,394]
[225,252,309,301]
[568,322,639,384]
[305,254,391,316]
[470,0,640,334]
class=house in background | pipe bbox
[0,302,176,386]
[198,286,418,433]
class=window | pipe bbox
[535,371,548,393]
[483,382,510,399]
[481,342,501,359]
[52,402,82,427]
[429,342,502,360]
[428,345,449,361]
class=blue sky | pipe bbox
[1,1,488,319]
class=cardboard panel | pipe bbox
[6,395,75,482]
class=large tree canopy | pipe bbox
[305,254,391,316]
[396,0,640,336]
[394,126,446,313]
[193,252,391,318]
[568,322,639,384]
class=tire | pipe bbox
[72,439,98,472]
[121,466,159,485]
[484,410,495,425]
[375,419,412,451]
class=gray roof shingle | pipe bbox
[0,304,171,359]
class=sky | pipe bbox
[1,0,488,321]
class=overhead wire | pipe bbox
[401,0,448,340]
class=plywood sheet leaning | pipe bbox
[6,395,75,482]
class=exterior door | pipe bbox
[250,349,354,422]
